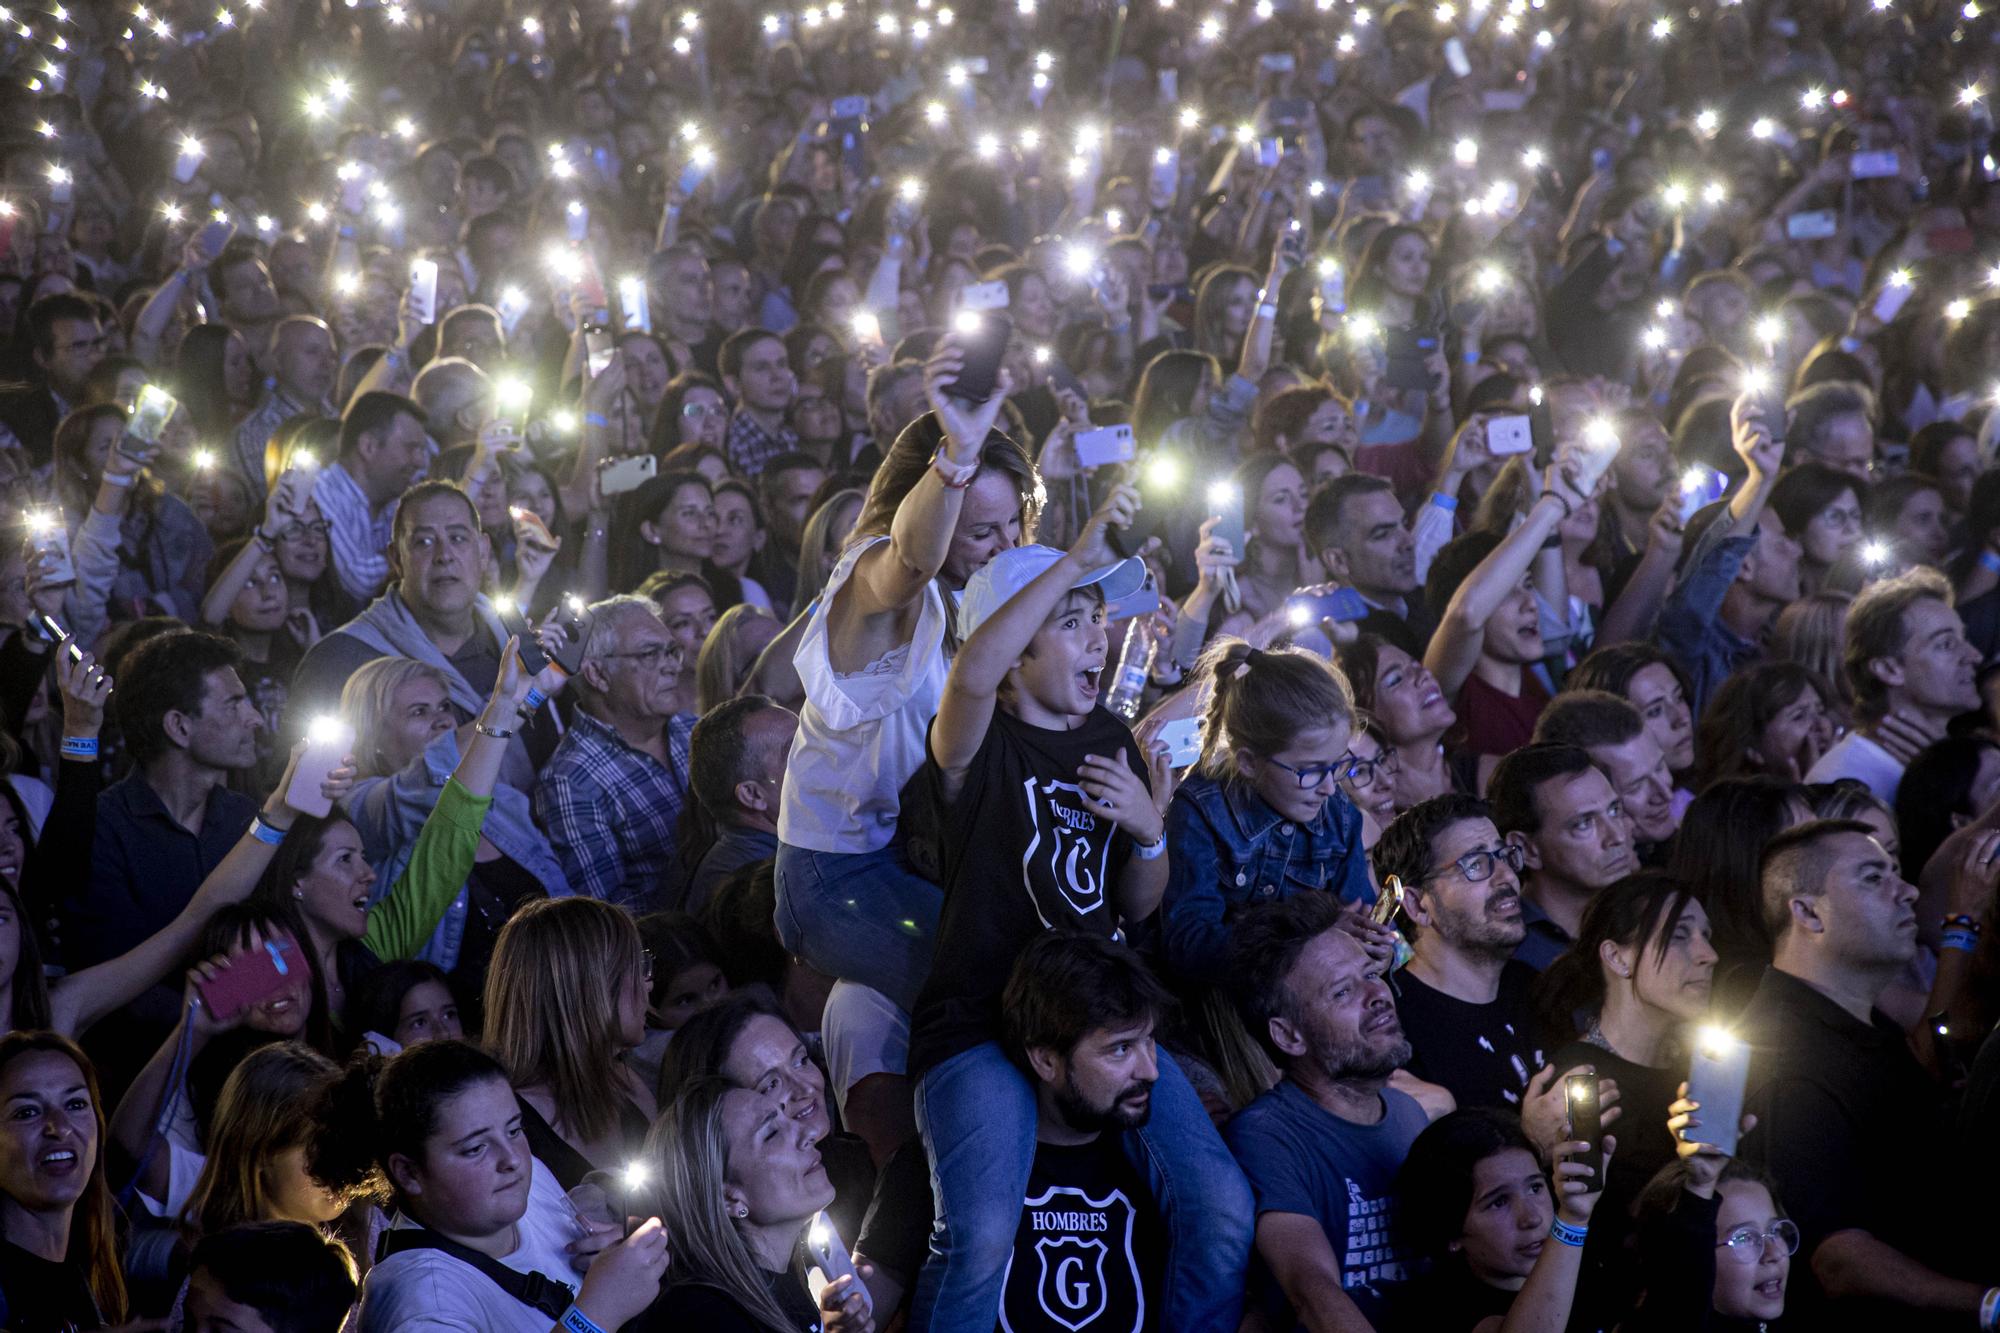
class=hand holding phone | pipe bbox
[1681,1028,1750,1157]
[803,1212,872,1320]
[196,935,304,1022]
[286,716,356,818]
[1564,1074,1605,1186]
[1155,716,1203,769]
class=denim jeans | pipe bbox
[774,841,943,1015]
[910,1040,1254,1332]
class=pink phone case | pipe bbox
[197,939,301,1020]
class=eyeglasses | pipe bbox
[1266,756,1344,789]
[599,642,684,672]
[1716,1219,1801,1263]
[1338,746,1399,787]
[681,401,725,419]
[1436,842,1524,884]
[276,519,332,541]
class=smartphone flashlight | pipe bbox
[307,714,346,745]
[1207,480,1240,508]
[1143,454,1183,492]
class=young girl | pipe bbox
[1628,1148,1790,1330]
[1159,638,1372,984]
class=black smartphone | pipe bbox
[1758,376,1788,447]
[550,598,588,676]
[1384,325,1441,391]
[1530,396,1556,468]
[1565,1074,1604,1186]
[1044,359,1087,402]
[948,312,1012,403]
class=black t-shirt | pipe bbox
[0,1239,103,1332]
[1393,961,1547,1110]
[641,1264,824,1332]
[1386,1261,1514,1331]
[1000,1137,1164,1333]
[857,1136,934,1285]
[907,706,1144,1080]
[452,853,549,998]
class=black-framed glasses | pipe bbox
[1266,756,1343,789]
[681,401,725,418]
[1338,746,1399,787]
[1438,843,1524,884]
[600,642,684,671]
[276,519,332,541]
[1717,1219,1800,1263]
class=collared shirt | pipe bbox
[685,824,778,914]
[533,709,696,911]
[63,775,259,967]
[723,408,800,477]
[314,459,399,602]
[1512,895,1574,971]
[231,386,326,501]
[1739,967,1952,1332]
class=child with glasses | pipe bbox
[1628,1151,1793,1331]
[1158,637,1374,986]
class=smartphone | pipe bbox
[1370,875,1404,926]
[1443,36,1472,77]
[25,513,75,589]
[1043,359,1087,402]
[1684,1029,1750,1157]
[1150,152,1179,202]
[1482,89,1528,112]
[1754,374,1789,446]
[1785,209,1839,240]
[126,384,178,447]
[598,453,658,496]
[584,326,616,378]
[1208,482,1246,560]
[1285,585,1372,627]
[338,163,371,216]
[1255,137,1282,168]
[174,139,204,184]
[510,504,558,550]
[829,95,868,179]
[958,278,1011,313]
[804,1212,872,1320]
[1530,394,1556,468]
[1146,282,1191,304]
[1677,466,1729,523]
[408,257,439,325]
[1872,274,1915,323]
[1279,220,1306,267]
[947,311,1011,403]
[565,200,590,242]
[1564,1073,1604,1185]
[677,155,710,197]
[48,169,72,206]
[549,598,589,675]
[1385,326,1441,392]
[1850,149,1901,180]
[497,286,533,335]
[197,936,304,1021]
[1156,716,1203,769]
[1259,52,1297,73]
[287,717,355,818]
[1074,424,1136,469]
[36,612,85,663]
[618,274,651,333]
[193,216,236,265]
[1486,414,1533,456]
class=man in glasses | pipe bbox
[535,594,697,910]
[1373,793,1547,1111]
[0,291,106,465]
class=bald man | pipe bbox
[231,315,337,500]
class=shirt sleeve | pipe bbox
[1224,1106,1325,1222]
[65,507,125,650]
[1159,795,1233,986]
[1410,493,1458,586]
[1655,529,1753,670]
[361,778,492,961]
[535,763,624,903]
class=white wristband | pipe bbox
[1132,835,1166,861]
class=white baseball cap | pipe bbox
[956,544,1151,642]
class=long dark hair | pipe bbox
[0,1031,127,1321]
[1395,1108,1537,1263]
[1532,871,1700,1042]
[1894,735,2000,882]
[306,1040,511,1215]
[1668,778,1804,983]
[0,876,52,1031]
[655,990,793,1109]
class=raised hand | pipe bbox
[923,338,1012,459]
[55,640,112,737]
[1077,748,1166,844]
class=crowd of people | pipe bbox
[8,0,2000,1328]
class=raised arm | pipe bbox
[1724,392,1783,536]
[1425,458,1586,698]
[843,342,1014,623]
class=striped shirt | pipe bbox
[314,459,398,602]
[232,387,327,500]
[533,708,697,911]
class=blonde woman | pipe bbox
[483,897,656,1190]
[646,1076,876,1332]
[696,604,782,715]
[181,1043,347,1249]
[1771,591,1854,715]
[341,658,571,979]
[787,487,864,620]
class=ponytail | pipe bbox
[306,1040,508,1207]
[1194,635,1356,779]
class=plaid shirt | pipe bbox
[232,386,326,501]
[723,408,800,477]
[533,708,696,911]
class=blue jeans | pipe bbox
[910,1041,1253,1332]
[774,841,943,1014]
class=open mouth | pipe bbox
[1363,1010,1400,1036]
[1078,666,1102,697]
[38,1148,77,1172]
[1756,1278,1783,1298]
[1489,891,1521,917]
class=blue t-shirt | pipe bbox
[1225,1079,1429,1323]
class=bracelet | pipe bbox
[1549,1216,1588,1247]
[251,525,275,550]
[1132,834,1167,860]
[522,686,548,713]
[932,444,979,489]
[1944,913,1984,935]
[583,412,609,428]
[249,814,289,845]
[336,224,356,239]
[475,721,516,740]
[1540,532,1563,551]
[1462,350,1482,365]
[100,470,134,487]
[1944,928,1981,954]
[1430,491,1459,512]
[1542,489,1573,520]
[1981,550,2000,576]
[1981,1287,2000,1331]
[59,735,98,760]
[560,1306,609,1333]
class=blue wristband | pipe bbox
[560,1306,608,1333]
[523,686,548,713]
[250,815,289,846]
[1430,492,1459,512]
[59,735,98,760]
[1981,550,2000,576]
[1944,928,1981,954]
[584,412,609,428]
[1549,1216,1588,1247]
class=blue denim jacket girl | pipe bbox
[1160,772,1373,984]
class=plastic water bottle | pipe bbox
[1106,618,1155,720]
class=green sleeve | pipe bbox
[361,777,493,961]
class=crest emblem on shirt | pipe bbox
[1002,1185,1143,1333]
[1019,777,1111,925]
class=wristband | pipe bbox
[336,224,357,239]
[584,412,609,429]
[1981,1287,2000,1331]
[1462,350,1482,365]
[560,1306,608,1333]
[475,722,516,740]
[932,444,979,489]
[1980,550,2000,576]
[251,525,275,550]
[99,470,134,487]
[1549,1216,1588,1247]
[522,686,549,713]
[250,814,289,845]
[1540,532,1563,551]
[59,736,98,760]
[1132,834,1167,860]
[1944,928,1981,954]
[1256,302,1278,320]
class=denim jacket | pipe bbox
[1160,774,1373,985]
[347,729,571,972]
[1655,522,1759,715]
